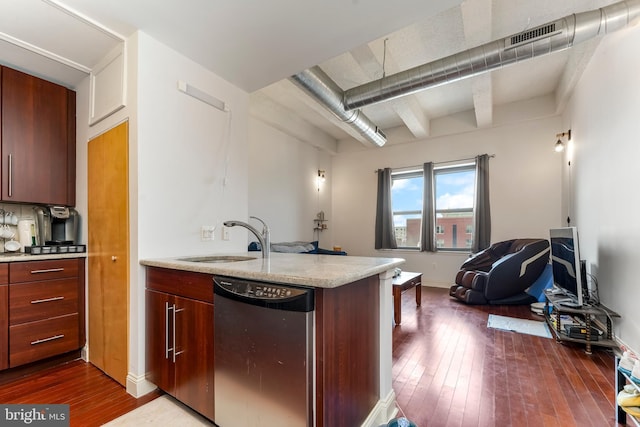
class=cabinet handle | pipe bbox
[31,334,64,345]
[165,302,173,359]
[8,154,12,197]
[31,296,64,304]
[172,306,185,362]
[30,268,65,274]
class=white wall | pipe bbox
[76,31,251,396]
[331,115,563,287]
[564,23,640,352]
[248,118,333,248]
[136,32,249,259]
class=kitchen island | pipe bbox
[141,253,404,427]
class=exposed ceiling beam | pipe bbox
[250,92,338,155]
[349,44,430,138]
[554,38,600,114]
[460,0,493,128]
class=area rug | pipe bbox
[487,314,552,339]
[102,395,213,426]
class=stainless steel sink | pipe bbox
[178,255,256,263]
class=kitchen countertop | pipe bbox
[0,252,87,262]
[140,252,405,288]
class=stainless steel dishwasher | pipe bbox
[213,275,314,427]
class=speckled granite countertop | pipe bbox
[0,252,87,262]
[140,253,405,288]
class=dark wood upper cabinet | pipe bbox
[1,66,76,206]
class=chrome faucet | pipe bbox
[223,216,270,258]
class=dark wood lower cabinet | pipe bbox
[315,275,380,427]
[146,269,214,421]
[2,258,85,370]
[146,266,381,426]
[0,283,7,371]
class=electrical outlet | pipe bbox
[222,226,230,241]
[201,225,215,241]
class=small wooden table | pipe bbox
[392,271,422,325]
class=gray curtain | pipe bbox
[420,162,435,252]
[375,168,397,249]
[472,154,491,252]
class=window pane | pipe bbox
[435,167,475,250]
[391,174,423,248]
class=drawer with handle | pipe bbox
[9,278,78,325]
[9,259,80,283]
[9,313,80,368]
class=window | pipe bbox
[390,170,423,248]
[391,163,476,251]
[434,165,476,251]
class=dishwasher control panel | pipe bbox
[214,276,315,312]
[215,277,309,300]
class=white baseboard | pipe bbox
[421,280,451,289]
[360,389,398,427]
[126,373,157,398]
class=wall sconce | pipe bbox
[317,169,326,191]
[555,129,571,152]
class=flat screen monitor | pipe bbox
[549,227,585,307]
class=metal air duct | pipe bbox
[289,66,387,147]
[343,0,640,110]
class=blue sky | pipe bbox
[392,169,475,225]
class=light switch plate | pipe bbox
[201,225,215,241]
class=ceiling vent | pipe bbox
[508,23,558,47]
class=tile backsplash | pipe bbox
[0,203,41,253]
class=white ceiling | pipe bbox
[0,0,626,147]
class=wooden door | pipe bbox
[1,66,75,205]
[88,121,129,385]
[174,295,214,420]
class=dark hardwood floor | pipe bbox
[0,360,161,426]
[0,286,620,426]
[394,287,618,427]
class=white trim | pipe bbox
[0,31,91,74]
[41,0,126,41]
[126,373,158,398]
[360,389,398,427]
[89,43,127,126]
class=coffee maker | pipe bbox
[33,206,80,246]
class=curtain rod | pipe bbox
[374,153,495,173]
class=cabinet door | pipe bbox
[1,66,75,205]
[146,289,175,394]
[174,295,214,420]
[0,284,7,370]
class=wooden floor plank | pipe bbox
[393,287,619,427]
[0,360,161,427]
